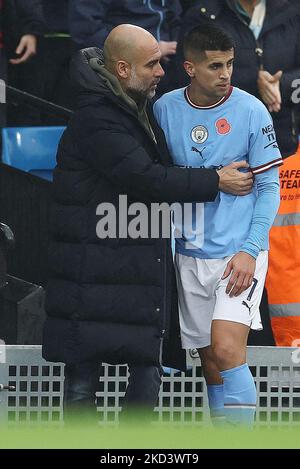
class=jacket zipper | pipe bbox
[109,93,168,364]
[291,108,297,140]
[227,4,265,70]
[159,329,165,365]
[159,238,168,365]
[255,38,264,70]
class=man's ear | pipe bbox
[116,60,130,79]
[184,60,195,78]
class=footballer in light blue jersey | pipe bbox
[159,22,282,428]
[154,85,282,259]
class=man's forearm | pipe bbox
[241,169,280,258]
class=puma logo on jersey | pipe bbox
[242,301,252,314]
[192,146,206,158]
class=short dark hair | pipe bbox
[183,24,235,61]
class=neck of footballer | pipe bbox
[188,84,227,108]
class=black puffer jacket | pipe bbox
[176,0,300,158]
[42,47,219,369]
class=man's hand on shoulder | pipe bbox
[217,161,253,196]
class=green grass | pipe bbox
[0,423,299,449]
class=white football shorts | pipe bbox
[175,251,268,349]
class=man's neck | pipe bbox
[238,0,259,17]
[188,85,226,108]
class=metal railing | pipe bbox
[0,345,299,425]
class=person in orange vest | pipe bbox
[266,145,300,346]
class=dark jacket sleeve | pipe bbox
[69,0,111,49]
[164,0,182,41]
[15,0,45,36]
[3,0,45,56]
[73,122,219,205]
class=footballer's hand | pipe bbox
[222,252,256,297]
[217,161,253,195]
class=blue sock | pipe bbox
[207,384,225,425]
[220,363,256,426]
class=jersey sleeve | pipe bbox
[240,167,280,258]
[153,97,165,128]
[248,101,283,175]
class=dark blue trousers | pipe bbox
[63,362,162,421]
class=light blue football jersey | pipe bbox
[153,86,282,259]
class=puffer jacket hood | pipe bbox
[70,48,111,102]
[71,47,140,108]
[71,47,155,140]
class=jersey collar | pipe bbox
[184,86,233,110]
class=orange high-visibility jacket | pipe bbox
[266,146,300,346]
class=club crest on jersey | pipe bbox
[191,125,208,144]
